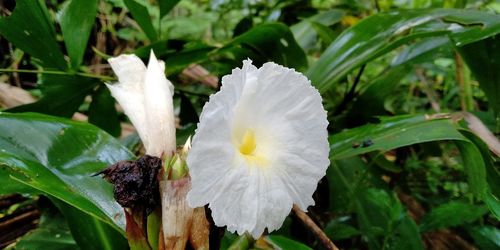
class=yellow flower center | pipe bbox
[239,129,256,155]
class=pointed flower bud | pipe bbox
[107,51,176,157]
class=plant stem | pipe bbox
[292,204,339,250]
[0,68,115,81]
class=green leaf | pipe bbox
[346,37,451,123]
[290,10,344,51]
[330,114,467,160]
[307,9,500,93]
[0,168,37,195]
[355,188,424,250]
[59,0,98,69]
[12,203,77,250]
[459,35,500,130]
[328,157,386,212]
[179,93,199,126]
[52,199,128,250]
[324,221,360,241]
[0,112,134,233]
[8,75,99,118]
[88,86,121,137]
[309,21,337,46]
[419,201,488,232]
[467,226,500,250]
[484,192,500,220]
[159,0,181,19]
[222,23,308,72]
[264,235,312,250]
[0,0,67,69]
[459,130,500,218]
[124,0,158,42]
[455,140,488,198]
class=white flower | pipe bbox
[106,51,176,157]
[186,60,329,238]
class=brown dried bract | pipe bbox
[97,155,162,214]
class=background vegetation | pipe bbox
[0,0,499,249]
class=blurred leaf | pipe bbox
[459,35,500,129]
[419,201,488,232]
[159,0,181,19]
[484,193,500,220]
[0,112,134,233]
[462,130,500,192]
[88,86,121,137]
[176,123,196,147]
[264,235,312,250]
[52,199,128,250]
[178,93,199,126]
[233,16,253,37]
[0,0,67,69]
[328,157,386,212]
[347,37,451,123]
[324,221,360,241]
[8,75,99,118]
[59,0,98,69]
[291,10,344,51]
[222,23,307,72]
[455,140,488,198]
[467,226,500,250]
[13,203,77,250]
[309,22,336,46]
[330,115,467,159]
[124,0,158,42]
[308,9,500,93]
[165,45,216,75]
[355,188,423,250]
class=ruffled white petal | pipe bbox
[143,52,176,157]
[106,51,176,157]
[187,59,329,238]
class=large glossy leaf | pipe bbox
[419,201,488,232]
[0,0,67,69]
[459,35,500,130]
[59,0,98,69]
[9,75,99,118]
[124,0,158,42]
[0,168,37,195]
[307,9,500,93]
[330,114,467,159]
[0,112,134,233]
